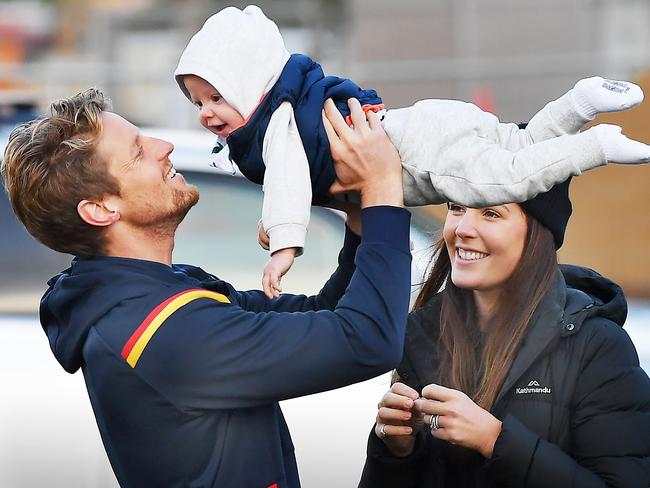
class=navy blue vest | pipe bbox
[227,54,383,204]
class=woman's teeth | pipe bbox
[458,248,488,261]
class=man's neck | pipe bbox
[104,225,175,266]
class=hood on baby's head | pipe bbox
[174,5,291,120]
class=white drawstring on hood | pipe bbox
[174,5,291,120]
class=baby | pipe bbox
[174,5,650,298]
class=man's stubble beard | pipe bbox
[144,185,200,240]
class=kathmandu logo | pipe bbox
[516,380,551,395]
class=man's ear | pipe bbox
[77,199,121,227]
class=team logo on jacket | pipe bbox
[516,380,552,394]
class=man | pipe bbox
[1,89,411,487]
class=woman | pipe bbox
[359,179,650,487]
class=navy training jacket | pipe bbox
[40,207,411,487]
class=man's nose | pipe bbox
[162,140,174,159]
[152,138,174,159]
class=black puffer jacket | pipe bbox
[360,265,650,487]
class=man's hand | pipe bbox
[322,98,403,208]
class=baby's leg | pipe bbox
[407,125,650,208]
[410,130,605,208]
[572,76,643,120]
[591,124,650,164]
[525,76,643,141]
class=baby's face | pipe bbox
[183,74,244,138]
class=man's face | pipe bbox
[95,112,199,232]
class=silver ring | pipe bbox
[378,424,388,438]
[429,414,440,431]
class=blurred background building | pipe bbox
[2,0,649,294]
[347,0,650,296]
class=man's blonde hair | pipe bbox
[1,88,121,256]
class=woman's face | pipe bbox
[443,203,528,293]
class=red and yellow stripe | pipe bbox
[121,289,230,368]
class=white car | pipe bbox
[0,126,647,487]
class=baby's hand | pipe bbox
[263,248,297,299]
[258,220,270,251]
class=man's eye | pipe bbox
[211,95,222,103]
[194,101,202,109]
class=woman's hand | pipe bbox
[416,384,502,458]
[375,382,423,457]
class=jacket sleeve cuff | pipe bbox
[361,206,411,251]
[366,425,429,465]
[483,414,539,484]
[268,223,307,255]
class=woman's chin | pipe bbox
[450,275,479,290]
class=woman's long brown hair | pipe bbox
[414,214,557,411]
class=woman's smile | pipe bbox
[456,247,489,262]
